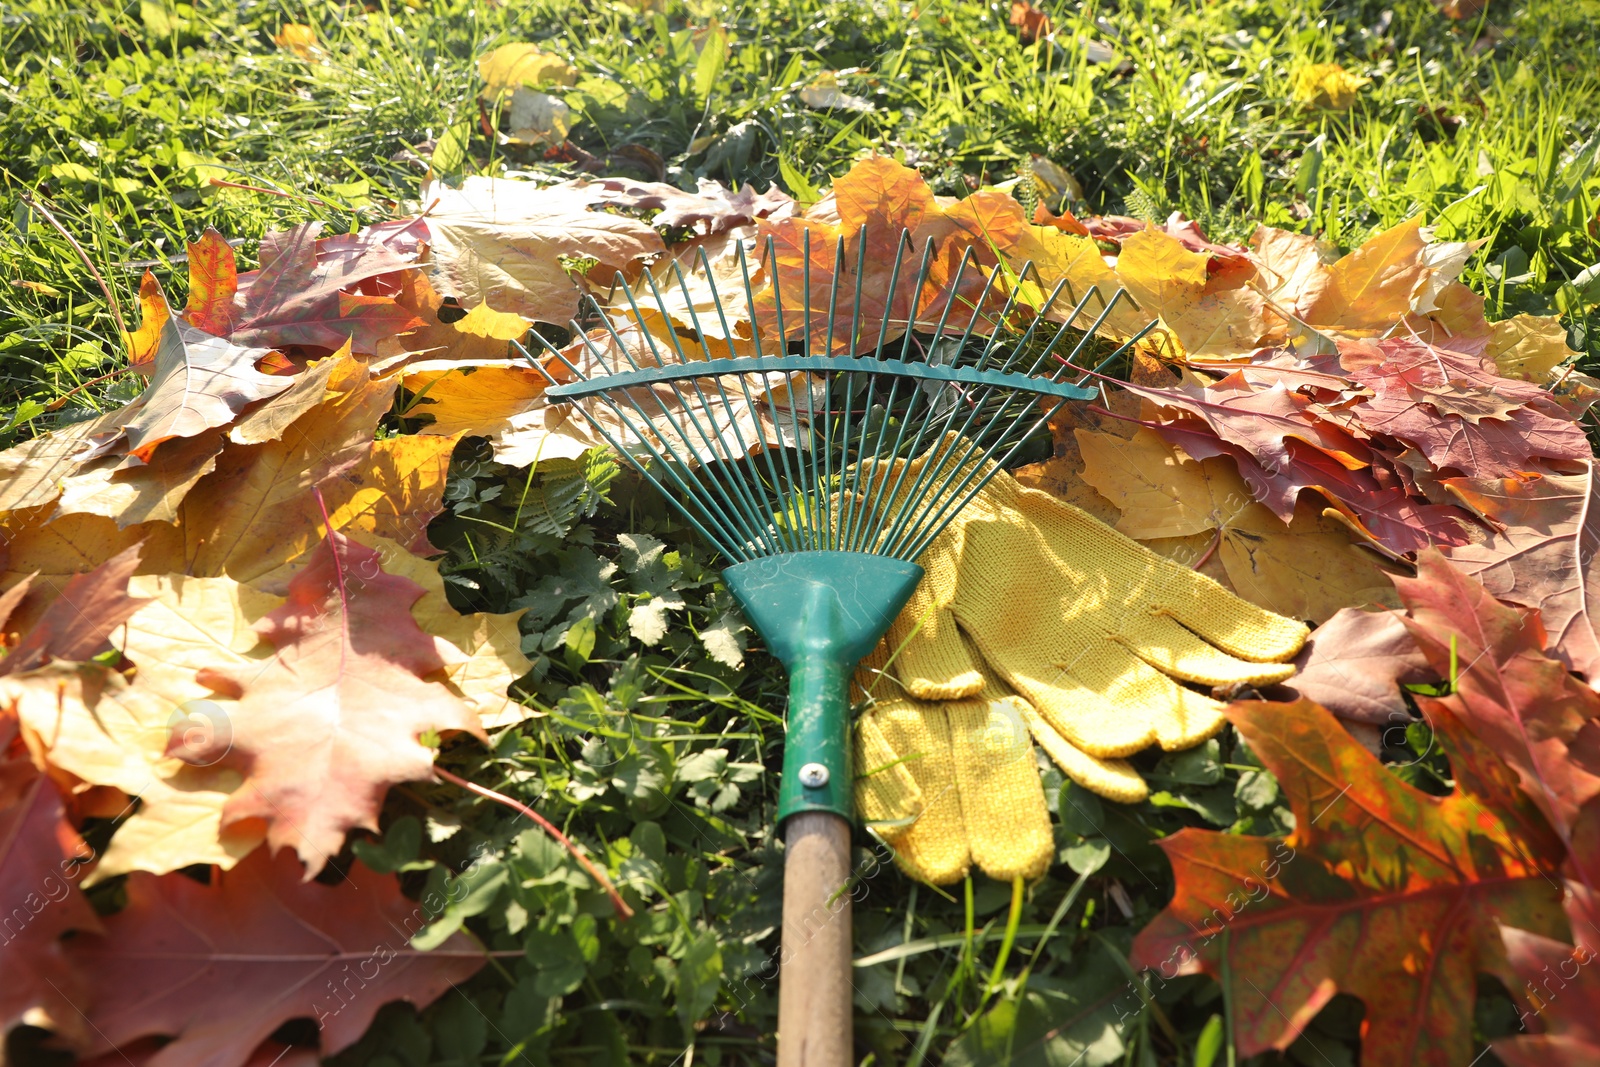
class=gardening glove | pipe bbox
[868,445,1308,761]
[852,638,1057,885]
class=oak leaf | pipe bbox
[1131,697,1568,1067]
[189,532,486,871]
[65,847,486,1067]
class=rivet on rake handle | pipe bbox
[521,225,1154,1066]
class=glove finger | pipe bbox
[944,694,1053,881]
[1064,650,1230,752]
[1121,614,1298,688]
[883,547,985,699]
[1015,700,1149,804]
[1136,562,1309,664]
[854,705,922,827]
[853,698,971,885]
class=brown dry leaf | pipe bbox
[113,314,294,461]
[421,177,665,325]
[1077,428,1400,621]
[1279,607,1431,725]
[559,176,794,236]
[351,533,532,729]
[0,545,147,675]
[170,369,459,586]
[1248,225,1336,322]
[402,359,547,439]
[227,344,354,446]
[190,532,485,872]
[1488,314,1577,383]
[0,513,169,617]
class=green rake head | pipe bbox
[521,226,1153,823]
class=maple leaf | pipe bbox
[0,544,147,675]
[182,228,240,336]
[0,707,100,1046]
[401,359,548,439]
[1338,337,1590,476]
[349,533,533,729]
[1279,607,1429,725]
[1489,314,1580,384]
[1296,217,1482,333]
[1130,697,1568,1067]
[65,847,485,1067]
[1111,228,1283,357]
[54,429,227,528]
[190,531,485,871]
[477,41,578,97]
[422,176,665,325]
[124,269,171,368]
[1076,427,1401,621]
[230,221,426,353]
[1395,549,1600,842]
[1290,63,1369,109]
[754,155,1023,353]
[560,175,794,236]
[1443,465,1600,680]
[374,270,531,369]
[173,361,456,584]
[1009,0,1053,41]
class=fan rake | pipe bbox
[522,227,1152,1066]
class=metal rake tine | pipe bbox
[845,228,916,554]
[688,245,798,553]
[755,234,819,552]
[1026,288,1101,380]
[570,322,769,553]
[798,227,826,552]
[970,259,1044,373]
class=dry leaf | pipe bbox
[1488,314,1578,383]
[402,359,547,439]
[1290,63,1370,109]
[422,177,665,324]
[477,42,578,97]
[66,848,485,1067]
[1278,607,1430,725]
[190,532,485,871]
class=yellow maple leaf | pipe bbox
[477,42,579,99]
[1112,229,1283,357]
[402,359,547,439]
[273,23,325,62]
[1488,314,1578,383]
[1291,63,1370,110]
[1076,428,1400,622]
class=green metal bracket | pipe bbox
[722,551,925,825]
[546,355,1098,402]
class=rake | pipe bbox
[522,227,1151,1066]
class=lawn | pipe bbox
[3,0,1600,1063]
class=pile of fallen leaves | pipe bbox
[4,150,1600,1064]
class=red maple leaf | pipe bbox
[65,847,485,1067]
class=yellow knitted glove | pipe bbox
[853,640,1056,885]
[878,450,1309,762]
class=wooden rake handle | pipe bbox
[777,811,854,1066]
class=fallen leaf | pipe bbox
[190,531,485,871]
[65,848,485,1067]
[503,87,572,144]
[402,359,547,438]
[1077,428,1400,621]
[273,23,323,62]
[798,71,874,111]
[1114,228,1281,357]
[561,176,795,236]
[1008,0,1054,41]
[1443,466,1600,680]
[352,533,532,729]
[124,270,170,367]
[54,429,226,527]
[6,662,260,881]
[477,42,578,97]
[1489,314,1578,383]
[183,228,240,337]
[422,176,665,325]
[1290,63,1370,110]
[1396,549,1600,842]
[0,707,99,1046]
[1300,218,1480,332]
[1131,697,1567,1067]
[1278,607,1429,724]
[1,545,146,676]
[373,272,531,370]
[0,407,131,514]
[230,221,425,353]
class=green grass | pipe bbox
[5,0,1600,1063]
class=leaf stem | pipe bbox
[20,193,129,341]
[432,763,634,920]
